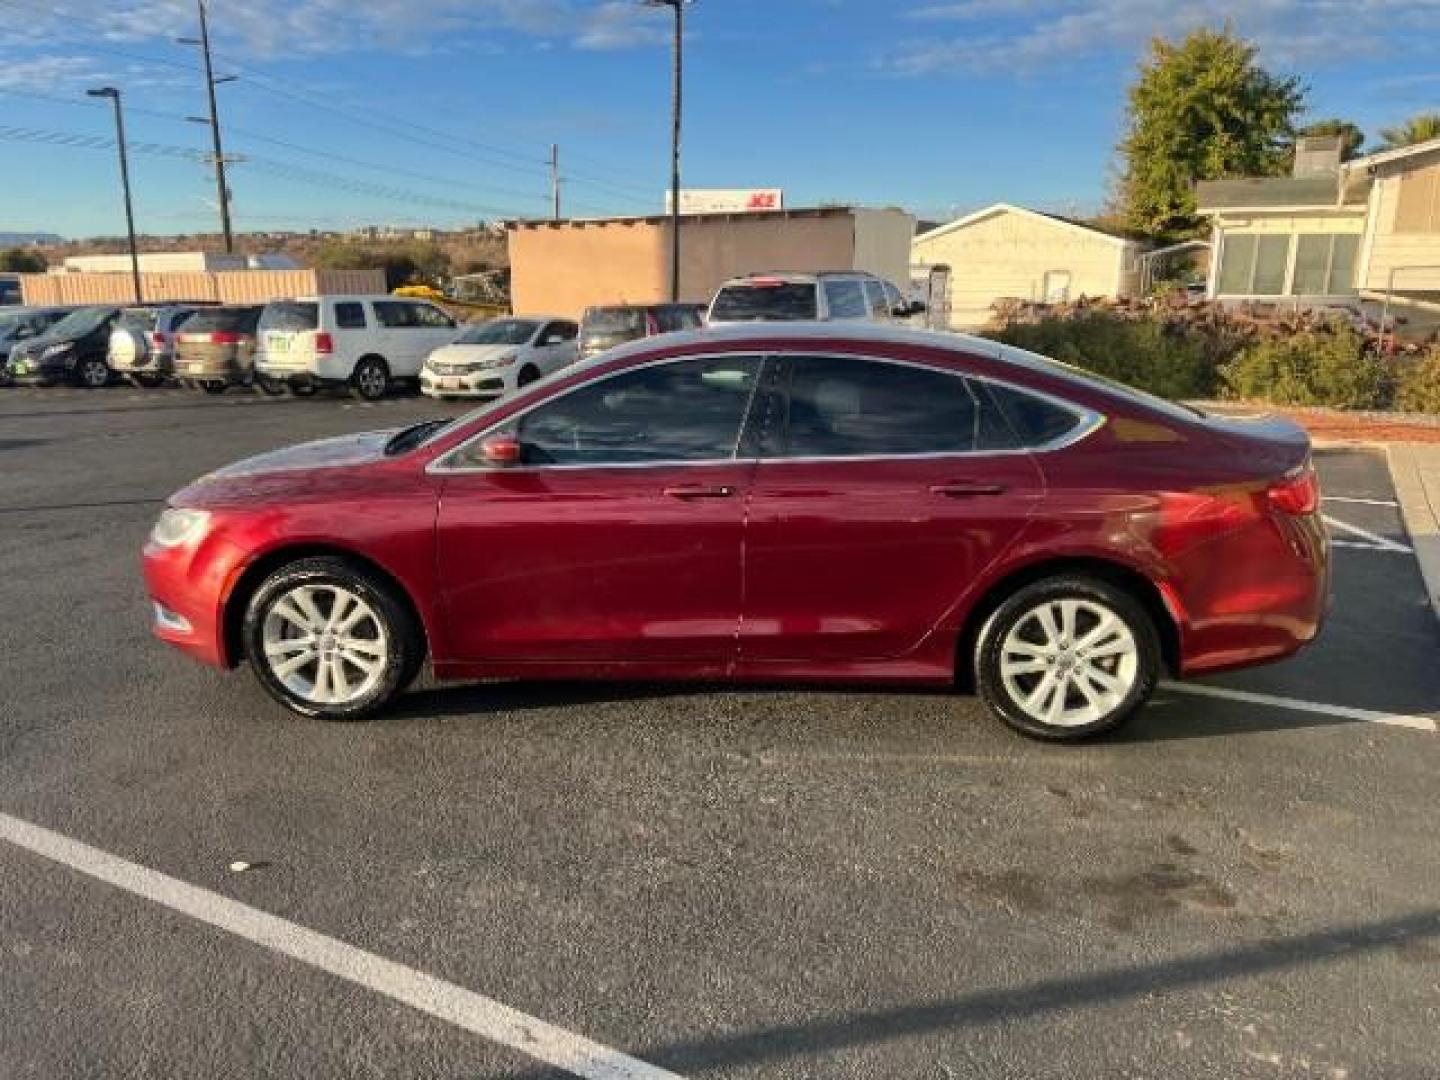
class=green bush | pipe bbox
[1394,348,1440,414]
[1220,327,1388,409]
[987,310,1222,400]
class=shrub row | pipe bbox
[985,307,1440,414]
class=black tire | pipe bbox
[242,556,423,721]
[351,356,390,401]
[203,383,226,395]
[288,381,318,398]
[76,357,110,388]
[974,575,1160,742]
[517,364,542,387]
[256,376,286,397]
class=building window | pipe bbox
[1218,234,1290,296]
[1395,165,1440,234]
[1292,234,1359,295]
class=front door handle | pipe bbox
[663,484,736,500]
[930,482,1006,499]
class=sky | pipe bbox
[1,0,1438,239]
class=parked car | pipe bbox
[707,271,918,325]
[173,305,266,393]
[0,274,23,306]
[420,316,578,400]
[254,295,460,400]
[108,304,208,387]
[0,306,75,371]
[578,303,705,360]
[143,323,1329,738]
[6,305,121,387]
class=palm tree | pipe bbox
[1377,113,1440,150]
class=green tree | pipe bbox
[0,248,47,273]
[313,240,450,290]
[1295,118,1365,161]
[1377,113,1440,151]
[1119,27,1305,239]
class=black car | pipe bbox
[577,303,705,360]
[6,305,122,387]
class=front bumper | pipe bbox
[142,531,247,669]
[6,353,73,384]
[420,367,510,398]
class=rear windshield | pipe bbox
[458,319,538,346]
[185,306,262,333]
[583,307,646,334]
[259,301,319,332]
[119,307,162,332]
[709,282,818,322]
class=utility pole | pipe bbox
[87,87,143,304]
[179,1,235,252]
[550,143,561,221]
[645,0,689,301]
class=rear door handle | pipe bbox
[663,484,736,500]
[930,482,1006,499]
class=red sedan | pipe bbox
[142,324,1329,740]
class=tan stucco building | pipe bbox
[506,206,914,319]
[910,203,1147,329]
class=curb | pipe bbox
[1386,443,1440,628]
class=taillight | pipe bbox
[1267,467,1319,516]
[209,332,244,345]
[313,331,334,355]
[149,331,166,347]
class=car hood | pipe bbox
[205,429,396,481]
[428,343,520,364]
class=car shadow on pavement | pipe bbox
[503,909,1440,1078]
[1116,692,1391,742]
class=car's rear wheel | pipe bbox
[288,381,318,397]
[255,376,286,396]
[974,575,1160,741]
[76,357,110,388]
[352,356,389,401]
[242,557,421,721]
[203,383,226,395]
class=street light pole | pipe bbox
[88,87,143,304]
[180,0,235,252]
[645,0,688,302]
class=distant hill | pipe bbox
[0,232,63,247]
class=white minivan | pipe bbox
[254,295,460,399]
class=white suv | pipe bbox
[254,295,460,399]
[707,272,917,324]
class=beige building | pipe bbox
[506,206,914,319]
[910,203,1147,329]
[1197,135,1440,330]
[19,267,384,306]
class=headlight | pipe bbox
[149,507,211,548]
[478,353,519,370]
[41,342,72,359]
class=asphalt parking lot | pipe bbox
[2,386,1438,1079]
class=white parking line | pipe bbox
[1323,496,1400,508]
[0,811,680,1080]
[1323,515,1413,554]
[1161,682,1438,733]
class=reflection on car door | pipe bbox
[532,320,578,375]
[738,353,1046,666]
[435,355,768,666]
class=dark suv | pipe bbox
[6,305,121,387]
[577,303,705,360]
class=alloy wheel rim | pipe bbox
[999,599,1138,727]
[83,361,108,386]
[261,584,388,706]
[359,366,384,395]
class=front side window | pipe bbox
[413,303,456,329]
[501,355,763,467]
[823,279,868,320]
[776,356,981,459]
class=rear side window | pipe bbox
[260,302,318,332]
[372,301,417,328]
[777,356,980,458]
[823,279,868,320]
[984,383,1084,448]
[655,305,701,332]
[412,303,455,329]
[710,282,818,322]
[333,302,367,329]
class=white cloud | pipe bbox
[884,0,1440,75]
[0,55,105,91]
[0,0,672,60]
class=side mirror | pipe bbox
[480,433,523,467]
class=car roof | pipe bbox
[717,271,878,287]
[597,320,1003,363]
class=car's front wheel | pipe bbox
[974,575,1160,741]
[242,557,421,720]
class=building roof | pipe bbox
[506,206,864,230]
[1346,136,1440,172]
[1194,175,1370,213]
[912,203,1140,249]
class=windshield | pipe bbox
[709,282,818,322]
[259,301,319,332]
[119,308,163,332]
[44,306,114,339]
[0,310,29,332]
[458,319,538,346]
[582,307,646,334]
